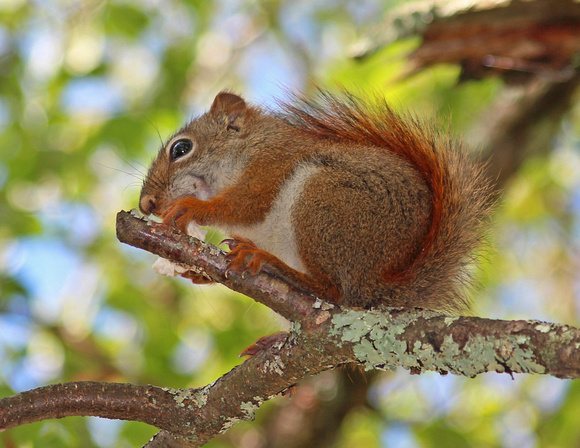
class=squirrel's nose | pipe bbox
[139,194,157,216]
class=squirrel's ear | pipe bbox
[210,92,247,117]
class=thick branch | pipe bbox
[2,211,579,448]
[114,212,580,381]
[113,212,580,380]
[0,382,197,434]
[0,321,353,446]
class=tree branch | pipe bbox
[1,210,579,448]
[115,210,320,324]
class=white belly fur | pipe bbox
[219,163,319,273]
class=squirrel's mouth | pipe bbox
[140,175,214,218]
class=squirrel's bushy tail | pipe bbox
[281,90,494,314]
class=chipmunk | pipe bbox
[139,90,492,313]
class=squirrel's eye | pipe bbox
[169,139,193,162]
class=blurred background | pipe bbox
[1,0,580,447]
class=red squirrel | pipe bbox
[139,90,492,313]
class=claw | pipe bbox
[240,331,288,357]
[162,205,188,233]
[160,197,204,234]
[220,236,268,277]
[220,238,237,249]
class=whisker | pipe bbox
[144,116,168,148]
[99,163,144,180]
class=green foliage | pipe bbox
[1,0,579,447]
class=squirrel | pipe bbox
[139,90,492,314]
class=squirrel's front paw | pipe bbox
[162,197,200,233]
[221,236,276,277]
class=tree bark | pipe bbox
[2,211,579,448]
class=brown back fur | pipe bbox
[280,91,492,313]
